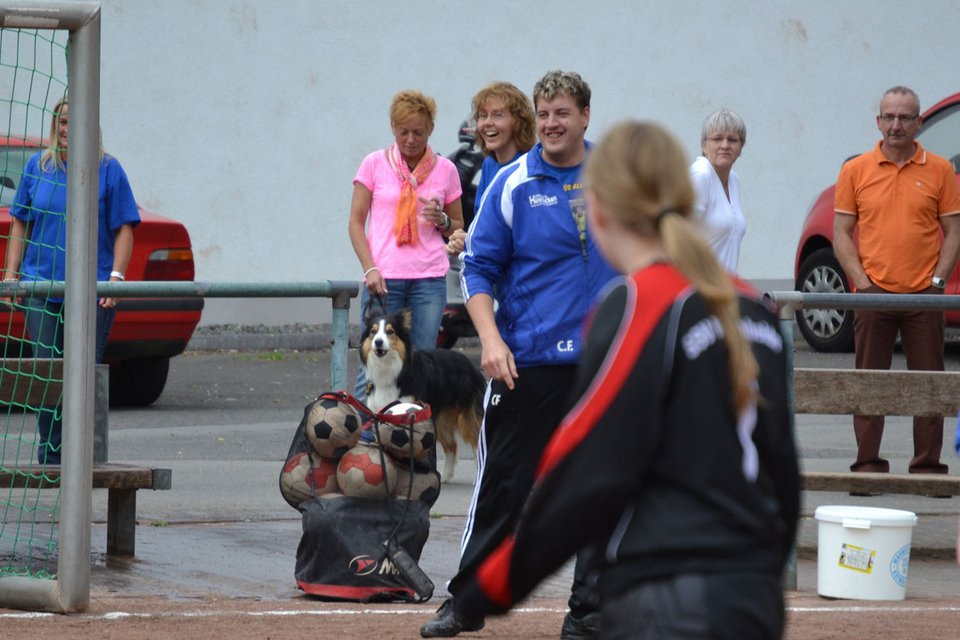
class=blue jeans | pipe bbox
[353,277,446,401]
[23,297,115,465]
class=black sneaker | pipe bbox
[560,610,600,639]
[420,598,485,638]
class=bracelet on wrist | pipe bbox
[362,266,379,282]
[435,212,450,231]
[110,271,125,281]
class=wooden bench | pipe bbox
[0,463,172,556]
[801,471,960,496]
[783,366,960,590]
[794,367,960,496]
[0,358,172,556]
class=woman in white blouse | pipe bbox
[689,109,746,273]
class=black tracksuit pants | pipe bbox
[447,365,598,615]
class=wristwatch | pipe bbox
[932,276,946,289]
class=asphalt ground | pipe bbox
[10,330,960,612]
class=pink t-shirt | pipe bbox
[354,150,462,279]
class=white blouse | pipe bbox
[689,155,746,273]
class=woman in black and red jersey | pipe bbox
[451,121,800,639]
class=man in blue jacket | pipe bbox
[421,70,617,639]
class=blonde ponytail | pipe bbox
[659,213,758,414]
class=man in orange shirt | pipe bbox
[834,85,960,481]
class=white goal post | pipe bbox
[0,0,100,613]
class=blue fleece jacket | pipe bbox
[461,142,618,367]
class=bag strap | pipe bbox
[370,410,434,602]
[319,390,432,425]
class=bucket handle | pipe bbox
[841,518,872,530]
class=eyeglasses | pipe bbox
[879,113,919,123]
[705,135,742,145]
[477,111,509,122]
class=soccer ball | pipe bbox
[303,395,362,458]
[376,401,436,461]
[337,443,397,498]
[393,460,441,506]
[279,451,339,508]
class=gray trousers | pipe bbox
[601,572,784,640]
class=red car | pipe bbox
[793,92,960,352]
[0,137,203,406]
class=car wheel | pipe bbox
[795,247,855,352]
[109,357,170,407]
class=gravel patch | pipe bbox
[187,323,342,352]
[188,324,480,352]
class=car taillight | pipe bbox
[143,248,195,281]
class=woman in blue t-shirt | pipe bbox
[2,96,141,464]
[446,82,535,256]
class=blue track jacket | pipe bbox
[460,143,618,367]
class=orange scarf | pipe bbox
[386,143,437,246]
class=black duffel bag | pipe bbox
[294,495,432,602]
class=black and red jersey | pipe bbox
[458,262,800,616]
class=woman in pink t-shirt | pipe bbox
[348,90,463,398]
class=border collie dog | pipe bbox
[360,310,484,482]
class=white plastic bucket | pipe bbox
[814,505,917,600]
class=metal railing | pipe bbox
[763,290,960,416]
[0,280,360,391]
[765,291,960,313]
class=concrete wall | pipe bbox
[62,1,960,323]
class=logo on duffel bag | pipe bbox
[349,554,402,577]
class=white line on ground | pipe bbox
[2,604,959,621]
[0,606,569,621]
[789,605,960,613]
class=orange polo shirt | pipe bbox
[835,141,960,293]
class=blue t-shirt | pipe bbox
[474,152,523,217]
[10,152,141,290]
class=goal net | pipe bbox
[0,25,69,581]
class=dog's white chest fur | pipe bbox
[364,321,411,412]
[366,363,412,412]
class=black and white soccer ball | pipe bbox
[303,395,362,459]
[377,401,436,461]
